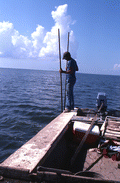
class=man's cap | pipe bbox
[63,51,71,60]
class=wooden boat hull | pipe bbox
[0,108,120,182]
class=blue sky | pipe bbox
[0,0,120,75]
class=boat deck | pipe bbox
[0,110,78,180]
[1,108,120,182]
[83,148,120,182]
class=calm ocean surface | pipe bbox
[0,68,120,163]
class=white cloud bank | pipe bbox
[0,4,78,61]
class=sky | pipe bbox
[0,0,120,75]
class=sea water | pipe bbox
[0,68,120,163]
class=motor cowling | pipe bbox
[96,92,107,111]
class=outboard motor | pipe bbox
[96,92,107,112]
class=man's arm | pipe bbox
[59,67,73,74]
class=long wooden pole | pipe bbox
[71,117,97,166]
[64,32,70,110]
[71,103,104,165]
[58,29,63,112]
[67,32,70,52]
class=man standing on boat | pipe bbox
[59,52,78,112]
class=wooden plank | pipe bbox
[71,116,93,123]
[30,171,118,183]
[0,110,77,177]
[103,135,120,142]
[106,116,120,122]
[71,116,104,125]
[0,166,30,181]
[105,131,120,137]
[106,127,120,133]
[100,119,108,136]
[108,121,120,124]
[107,124,120,128]
[101,116,120,138]
[37,166,72,175]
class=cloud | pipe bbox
[113,64,120,70]
[0,21,32,58]
[0,4,78,60]
[31,25,46,57]
[0,21,14,57]
[39,4,78,58]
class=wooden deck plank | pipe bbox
[101,116,120,141]
[0,110,77,175]
[71,116,104,125]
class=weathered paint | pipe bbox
[0,110,77,179]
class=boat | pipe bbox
[0,92,120,182]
